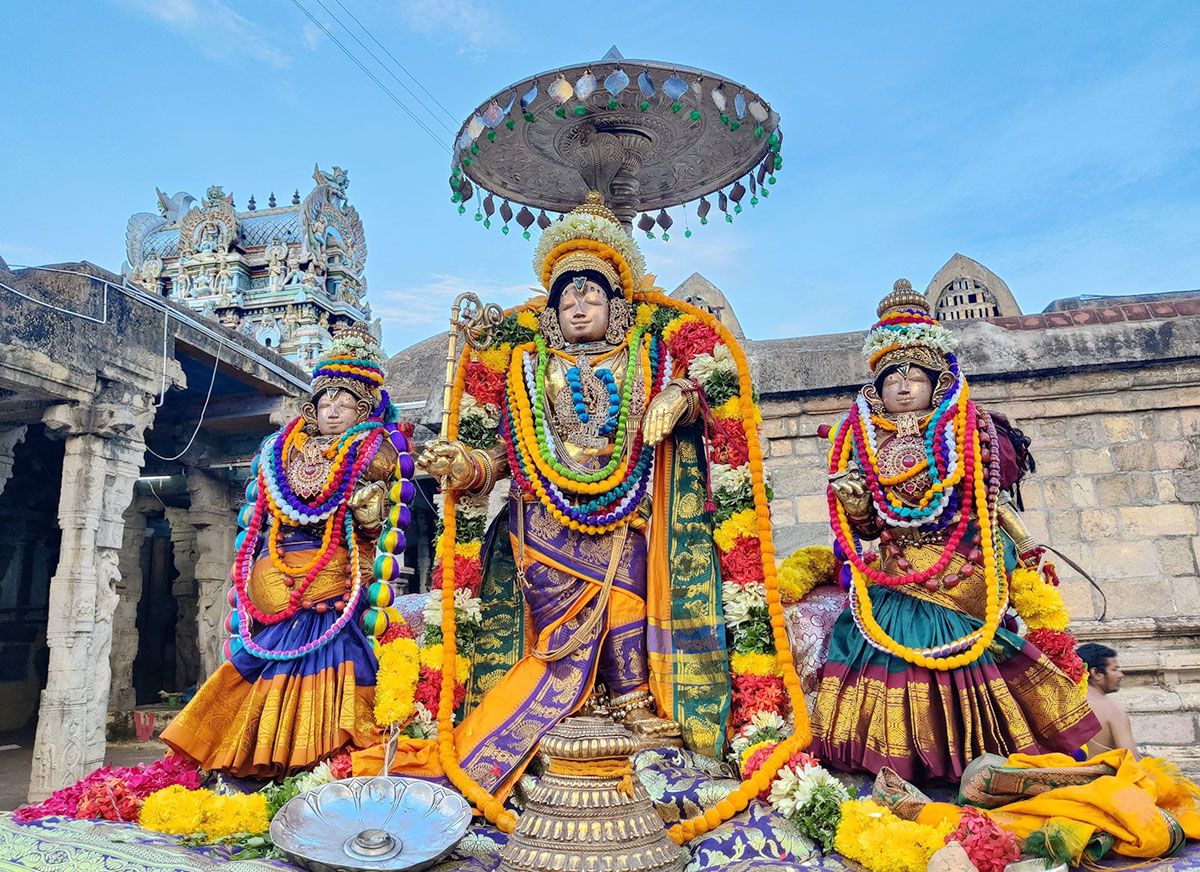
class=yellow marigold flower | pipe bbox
[713,509,758,553]
[711,396,741,420]
[635,303,654,326]
[834,800,952,872]
[417,644,471,683]
[517,309,539,331]
[476,343,512,373]
[1010,567,1070,631]
[730,651,778,677]
[203,792,270,840]
[375,636,420,727]
[778,545,837,604]
[140,785,207,836]
[738,738,776,771]
[420,644,444,670]
[456,541,482,560]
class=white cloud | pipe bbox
[301,22,324,50]
[391,0,507,59]
[373,272,538,352]
[114,0,291,68]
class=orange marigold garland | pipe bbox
[429,294,808,842]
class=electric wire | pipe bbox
[0,275,108,323]
[8,265,310,393]
[145,338,224,462]
[311,0,457,135]
[289,0,450,152]
[327,0,460,126]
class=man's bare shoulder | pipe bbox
[1088,689,1124,719]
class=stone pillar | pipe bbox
[29,396,153,801]
[187,470,237,679]
[108,505,148,710]
[0,425,28,499]
[164,508,200,691]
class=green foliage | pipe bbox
[494,313,535,346]
[790,781,846,854]
[458,415,498,450]
[650,305,678,336]
[731,609,774,653]
[702,369,740,406]
[456,514,487,542]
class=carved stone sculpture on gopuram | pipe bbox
[124,165,377,365]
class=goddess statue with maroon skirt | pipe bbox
[813,280,1098,782]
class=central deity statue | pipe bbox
[419,195,697,796]
[357,194,805,812]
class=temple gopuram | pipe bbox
[124,165,377,365]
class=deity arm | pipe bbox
[417,438,508,495]
[349,439,399,532]
[462,443,509,496]
[641,379,699,447]
[829,466,883,539]
[995,491,1041,564]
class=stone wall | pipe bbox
[755,306,1200,769]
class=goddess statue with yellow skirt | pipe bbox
[815,281,1099,782]
[161,328,417,777]
[356,194,810,836]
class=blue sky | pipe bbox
[5,1,1199,353]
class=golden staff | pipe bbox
[440,292,504,437]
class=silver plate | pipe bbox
[270,776,472,872]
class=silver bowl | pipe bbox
[1004,861,1068,872]
[270,776,472,872]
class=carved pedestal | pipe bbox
[498,716,685,872]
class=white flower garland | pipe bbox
[533,212,646,286]
[862,321,958,358]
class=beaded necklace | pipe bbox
[829,357,986,589]
[843,411,1008,669]
[502,331,666,533]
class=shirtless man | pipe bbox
[1078,642,1138,758]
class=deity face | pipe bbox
[556,278,610,344]
[315,388,362,436]
[880,365,934,415]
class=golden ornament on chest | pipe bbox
[552,354,612,452]
[288,436,336,499]
[497,716,686,872]
[877,431,933,506]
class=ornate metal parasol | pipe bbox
[448,46,784,240]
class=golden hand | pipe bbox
[829,468,871,517]
[417,439,476,490]
[348,480,388,529]
[642,383,688,447]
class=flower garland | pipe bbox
[428,292,809,842]
[140,785,271,842]
[829,372,1011,671]
[1011,566,1088,697]
[224,416,416,663]
[374,634,421,728]
[833,799,954,872]
[13,755,201,823]
[777,545,837,604]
